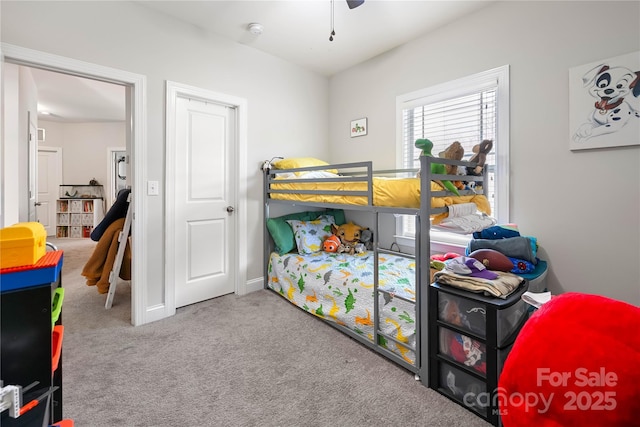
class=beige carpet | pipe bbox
[53,237,490,427]
[52,237,131,326]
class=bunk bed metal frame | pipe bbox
[263,155,486,385]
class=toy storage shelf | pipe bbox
[1,251,65,426]
[428,280,529,426]
[56,198,104,238]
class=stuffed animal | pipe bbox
[439,141,466,191]
[415,138,460,195]
[354,230,373,254]
[359,229,373,251]
[331,222,364,245]
[322,234,341,253]
[331,222,369,255]
[466,139,493,176]
[337,242,356,255]
[439,141,464,175]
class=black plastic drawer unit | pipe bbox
[428,280,529,426]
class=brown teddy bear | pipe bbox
[438,141,464,175]
[466,139,493,176]
[439,141,465,190]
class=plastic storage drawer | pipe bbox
[437,289,528,347]
[438,327,487,375]
[437,360,487,416]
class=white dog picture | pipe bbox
[569,51,640,150]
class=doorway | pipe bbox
[1,43,148,325]
[165,80,249,314]
[172,96,236,307]
[37,146,62,236]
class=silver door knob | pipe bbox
[226,206,235,213]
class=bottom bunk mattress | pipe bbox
[267,251,417,365]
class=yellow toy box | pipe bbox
[0,222,47,269]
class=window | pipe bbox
[396,65,510,244]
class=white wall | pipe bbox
[3,63,38,224]
[2,63,20,225]
[18,66,38,222]
[39,120,126,195]
[1,1,329,314]
[4,1,638,313]
[329,1,640,305]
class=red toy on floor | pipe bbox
[499,292,640,427]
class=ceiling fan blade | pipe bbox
[346,0,364,9]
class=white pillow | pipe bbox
[286,215,335,254]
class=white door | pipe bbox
[37,147,62,236]
[174,96,235,308]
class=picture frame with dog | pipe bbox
[569,51,640,151]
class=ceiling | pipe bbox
[32,68,127,123]
[137,0,492,76]
[29,0,493,123]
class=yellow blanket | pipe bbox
[81,218,131,294]
[270,177,491,224]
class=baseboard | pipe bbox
[141,303,173,325]
[243,277,265,295]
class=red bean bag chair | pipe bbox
[499,292,640,427]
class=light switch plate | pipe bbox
[147,180,159,196]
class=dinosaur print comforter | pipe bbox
[267,251,417,365]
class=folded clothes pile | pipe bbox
[429,224,547,297]
[466,224,541,274]
[433,256,523,298]
[434,202,497,234]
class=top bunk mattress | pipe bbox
[269,176,491,220]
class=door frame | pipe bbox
[107,146,127,208]
[165,80,248,316]
[28,111,37,222]
[1,43,149,325]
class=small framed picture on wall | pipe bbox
[350,118,367,138]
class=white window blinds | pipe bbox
[397,65,510,239]
[402,90,496,171]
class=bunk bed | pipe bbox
[262,155,492,384]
